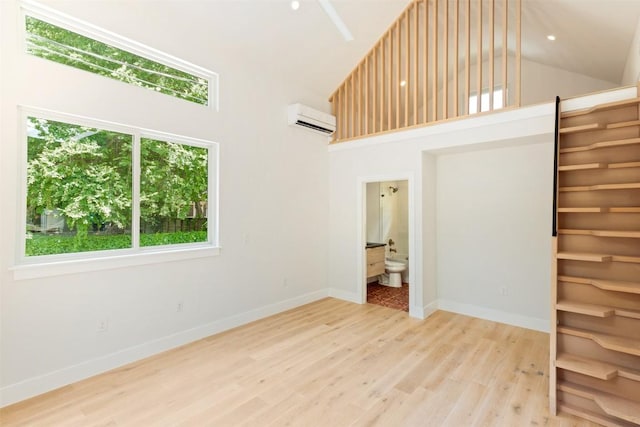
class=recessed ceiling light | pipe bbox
[291,1,300,11]
[547,35,556,41]
[400,80,407,87]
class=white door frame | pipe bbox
[357,172,419,317]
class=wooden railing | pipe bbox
[329,0,521,143]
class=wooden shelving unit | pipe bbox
[551,87,640,425]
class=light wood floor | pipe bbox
[1,298,598,426]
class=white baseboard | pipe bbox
[437,299,549,332]
[411,301,438,319]
[0,289,328,408]
[409,305,423,318]
[421,300,439,318]
[328,288,361,304]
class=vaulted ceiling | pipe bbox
[41,0,640,99]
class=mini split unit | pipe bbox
[287,103,336,136]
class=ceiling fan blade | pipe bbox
[317,0,354,42]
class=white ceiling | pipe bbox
[522,0,640,85]
[42,0,640,99]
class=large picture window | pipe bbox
[22,109,217,261]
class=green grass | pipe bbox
[141,231,207,247]
[26,231,207,256]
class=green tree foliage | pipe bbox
[26,118,210,255]
[27,118,133,249]
[26,16,208,105]
[140,139,208,233]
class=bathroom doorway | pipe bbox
[365,180,409,312]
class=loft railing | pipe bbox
[329,0,522,143]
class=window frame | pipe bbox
[468,86,506,115]
[21,0,219,110]
[15,106,220,280]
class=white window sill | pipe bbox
[11,246,220,280]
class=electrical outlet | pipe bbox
[177,302,184,312]
[282,278,288,288]
[96,318,109,333]
[500,287,509,296]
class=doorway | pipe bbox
[364,179,410,312]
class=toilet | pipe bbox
[378,258,407,288]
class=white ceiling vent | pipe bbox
[287,103,336,136]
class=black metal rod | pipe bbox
[552,96,560,237]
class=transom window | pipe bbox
[23,2,218,108]
[22,109,218,261]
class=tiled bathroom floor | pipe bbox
[366,282,409,312]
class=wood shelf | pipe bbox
[557,252,612,262]
[559,182,640,192]
[558,161,640,171]
[559,120,640,134]
[558,207,604,213]
[616,308,640,320]
[560,403,638,427]
[607,119,640,130]
[561,97,640,118]
[558,163,605,171]
[609,161,640,169]
[556,300,614,317]
[558,381,640,424]
[609,207,640,213]
[558,207,640,213]
[611,255,640,264]
[556,300,640,320]
[559,137,640,154]
[557,253,640,264]
[558,229,640,238]
[557,326,640,356]
[556,353,640,381]
[558,275,640,294]
[559,123,605,134]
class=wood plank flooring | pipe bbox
[0,298,599,426]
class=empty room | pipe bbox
[1,0,639,425]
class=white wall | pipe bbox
[455,56,618,107]
[328,102,556,323]
[421,152,438,314]
[0,0,329,406]
[366,182,381,243]
[522,59,618,104]
[622,16,640,86]
[394,180,409,258]
[436,142,553,330]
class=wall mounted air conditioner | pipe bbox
[287,103,336,136]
